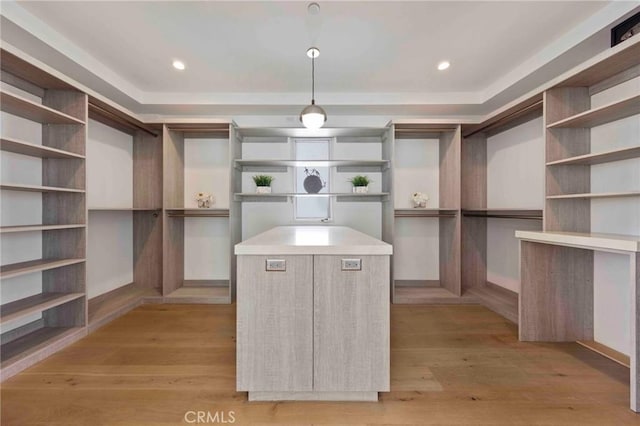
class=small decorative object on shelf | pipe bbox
[349,175,370,194]
[303,168,326,194]
[411,192,429,208]
[253,175,274,194]
[195,192,213,208]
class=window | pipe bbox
[293,138,332,221]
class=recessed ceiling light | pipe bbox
[172,60,186,70]
[308,2,320,15]
[437,61,450,71]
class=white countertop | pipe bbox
[235,226,393,255]
[515,230,640,253]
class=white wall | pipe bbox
[86,120,134,297]
[87,119,133,208]
[590,76,640,356]
[184,137,230,280]
[87,212,133,298]
[393,138,440,281]
[0,84,44,331]
[485,116,544,291]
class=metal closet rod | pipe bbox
[88,102,158,137]
[464,99,543,138]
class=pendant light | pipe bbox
[300,47,327,129]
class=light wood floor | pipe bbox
[1,304,637,425]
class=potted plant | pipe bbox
[253,175,274,194]
[349,175,371,194]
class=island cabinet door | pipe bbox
[313,255,390,392]
[236,255,313,391]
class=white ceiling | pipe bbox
[1,1,638,120]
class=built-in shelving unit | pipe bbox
[391,124,463,303]
[519,36,640,412]
[163,123,232,304]
[0,48,88,381]
[85,104,164,330]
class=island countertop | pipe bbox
[234,226,393,256]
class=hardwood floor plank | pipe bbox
[1,304,637,425]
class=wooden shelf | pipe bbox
[393,287,478,304]
[546,146,640,166]
[394,208,457,218]
[88,283,161,332]
[465,282,518,324]
[165,286,230,304]
[0,292,84,326]
[236,127,387,139]
[166,208,229,218]
[1,258,85,279]
[235,159,389,171]
[0,137,85,159]
[462,209,543,220]
[515,230,640,253]
[1,326,84,371]
[0,183,85,193]
[0,224,85,233]
[235,192,389,201]
[0,90,85,125]
[547,191,640,200]
[547,95,640,129]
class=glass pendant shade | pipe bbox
[300,102,327,130]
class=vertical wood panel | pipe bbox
[133,131,162,208]
[439,127,461,209]
[134,212,162,291]
[461,216,486,292]
[162,126,184,209]
[461,133,487,209]
[228,125,242,302]
[519,241,593,341]
[313,255,389,391]
[440,216,461,295]
[631,252,639,412]
[162,216,184,295]
[236,255,313,391]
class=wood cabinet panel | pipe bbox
[313,255,390,392]
[236,255,313,391]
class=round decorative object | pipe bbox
[303,168,326,194]
[304,174,324,193]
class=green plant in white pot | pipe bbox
[349,175,371,194]
[253,175,274,194]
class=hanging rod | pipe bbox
[463,99,543,138]
[463,214,542,220]
[167,214,229,218]
[394,214,457,218]
[88,102,158,137]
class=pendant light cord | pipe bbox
[311,54,315,105]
